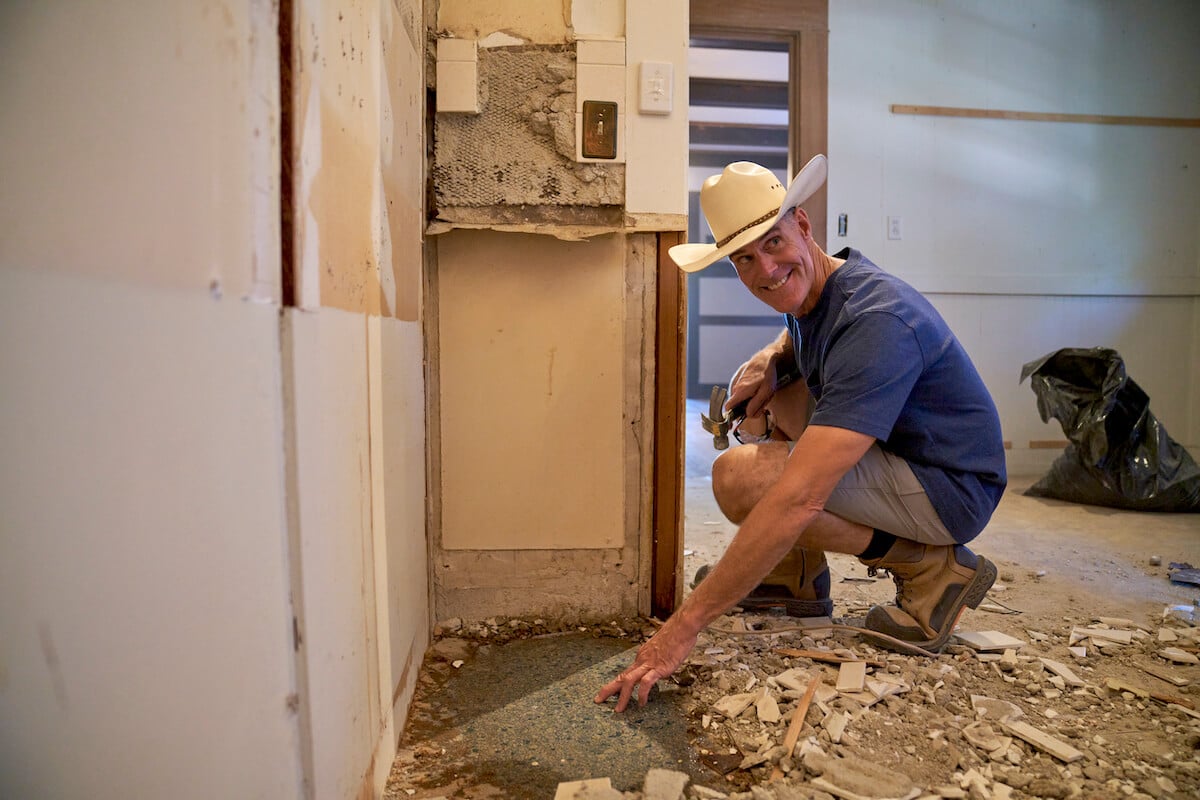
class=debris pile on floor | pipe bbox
[387,608,1200,799]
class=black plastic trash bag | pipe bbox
[1019,347,1200,512]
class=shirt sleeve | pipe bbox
[807,311,925,441]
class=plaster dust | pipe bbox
[386,400,1200,798]
[433,46,624,221]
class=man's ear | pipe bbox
[790,206,813,239]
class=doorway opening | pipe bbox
[682,37,794,588]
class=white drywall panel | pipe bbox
[827,0,1200,296]
[0,0,278,302]
[285,307,379,800]
[625,0,688,216]
[437,229,625,550]
[573,0,625,38]
[380,318,430,724]
[0,268,300,799]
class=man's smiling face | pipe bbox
[728,206,820,317]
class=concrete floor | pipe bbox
[388,399,1200,798]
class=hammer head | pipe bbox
[700,384,732,450]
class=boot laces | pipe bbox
[867,566,909,605]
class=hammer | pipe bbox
[699,364,797,450]
[699,384,740,451]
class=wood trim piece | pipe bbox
[891,104,1200,128]
[691,0,828,31]
[1029,440,1070,450]
[795,28,828,250]
[652,231,688,618]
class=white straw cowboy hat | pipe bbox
[669,154,828,273]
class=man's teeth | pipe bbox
[765,273,789,291]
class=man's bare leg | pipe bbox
[715,379,873,554]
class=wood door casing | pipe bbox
[650,0,828,617]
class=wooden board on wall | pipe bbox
[653,231,688,617]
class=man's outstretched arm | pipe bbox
[594,425,874,712]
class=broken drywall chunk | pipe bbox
[1106,677,1150,699]
[954,631,1025,652]
[961,721,1005,752]
[1159,646,1200,665]
[642,768,689,800]
[803,751,919,799]
[823,711,849,744]
[971,695,1024,723]
[712,692,756,719]
[1003,720,1084,763]
[774,668,813,693]
[1039,658,1086,687]
[1137,660,1190,687]
[1070,627,1132,645]
[554,777,623,800]
[837,661,867,693]
[756,689,781,724]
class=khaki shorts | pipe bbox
[819,443,957,546]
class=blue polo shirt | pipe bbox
[786,249,1006,541]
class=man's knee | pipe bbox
[712,450,748,523]
[711,447,760,524]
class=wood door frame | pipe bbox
[691,0,829,248]
[651,0,828,618]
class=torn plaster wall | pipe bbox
[437,0,570,43]
[432,45,625,229]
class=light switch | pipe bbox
[581,101,618,159]
[638,61,673,115]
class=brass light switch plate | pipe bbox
[581,100,618,159]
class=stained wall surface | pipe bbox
[437,230,625,551]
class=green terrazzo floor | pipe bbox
[392,632,709,797]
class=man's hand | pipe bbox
[726,350,781,422]
[593,619,698,712]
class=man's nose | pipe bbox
[754,251,779,276]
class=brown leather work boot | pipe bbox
[693,547,833,617]
[859,540,996,652]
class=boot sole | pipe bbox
[694,564,833,618]
[864,556,998,653]
[737,595,834,618]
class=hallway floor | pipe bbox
[386,400,1200,799]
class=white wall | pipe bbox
[828,0,1200,465]
[0,270,303,799]
[0,3,302,796]
[0,1,430,798]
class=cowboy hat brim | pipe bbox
[669,154,828,273]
